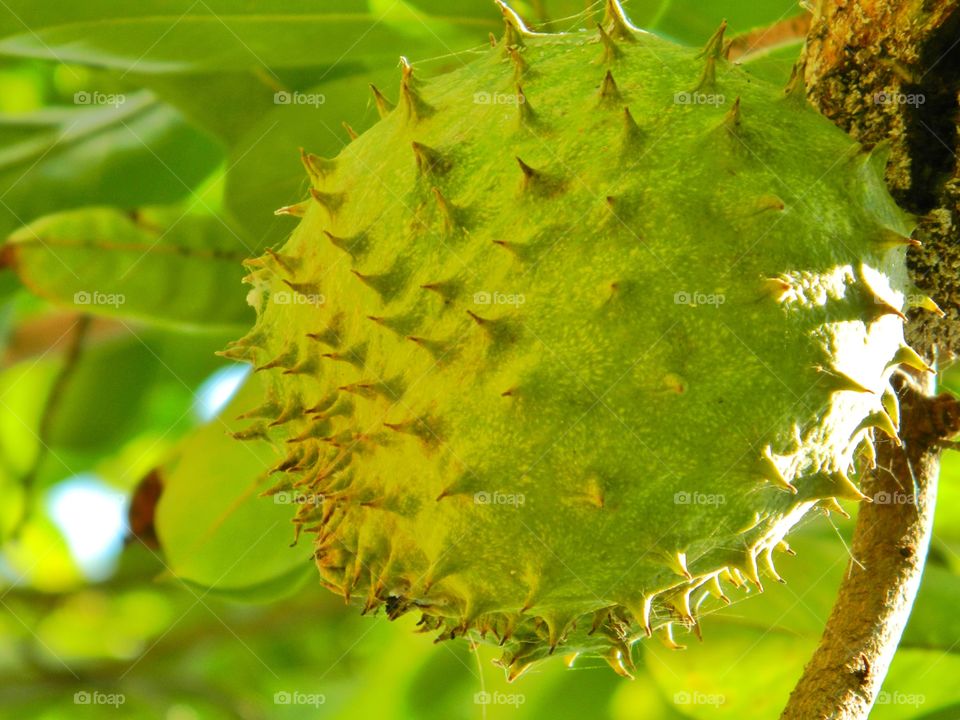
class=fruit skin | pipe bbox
[226,0,927,680]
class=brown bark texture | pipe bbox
[782,1,960,718]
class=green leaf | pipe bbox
[3,206,253,331]
[45,339,157,453]
[644,621,813,719]
[138,70,287,146]
[0,1,496,74]
[932,450,960,571]
[134,60,380,148]
[699,524,850,638]
[934,451,960,538]
[901,564,960,653]
[155,372,312,595]
[0,266,20,304]
[223,67,395,246]
[873,650,960,719]
[0,91,221,236]
[34,588,175,662]
[1,516,83,591]
[403,0,500,21]
[738,42,803,86]
[0,354,59,478]
[45,327,238,456]
[650,0,803,45]
[612,669,697,720]
[177,561,315,604]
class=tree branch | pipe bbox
[799,0,960,353]
[782,378,960,719]
[782,0,960,717]
[725,13,811,63]
[11,315,91,535]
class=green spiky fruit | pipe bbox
[228,0,930,680]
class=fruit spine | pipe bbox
[225,0,938,680]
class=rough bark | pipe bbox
[782,379,960,719]
[801,0,960,355]
[782,1,960,718]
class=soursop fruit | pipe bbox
[224,0,936,680]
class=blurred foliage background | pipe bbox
[0,1,957,718]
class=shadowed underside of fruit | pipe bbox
[224,0,939,681]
